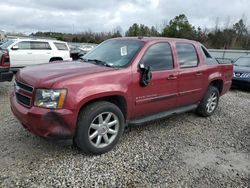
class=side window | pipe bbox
[16,41,31,50]
[140,43,173,71]
[176,43,198,68]
[31,42,51,50]
[201,46,212,58]
[54,42,68,50]
[201,46,218,65]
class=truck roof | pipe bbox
[112,36,199,44]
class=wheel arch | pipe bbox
[49,57,63,62]
[209,79,224,94]
[78,94,128,121]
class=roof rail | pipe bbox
[6,35,57,40]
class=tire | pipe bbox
[196,86,220,117]
[74,101,125,155]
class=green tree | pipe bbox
[233,19,248,48]
[125,23,154,36]
[150,26,159,36]
[126,23,140,36]
[72,36,79,42]
[205,18,249,49]
[233,19,247,37]
[223,29,236,49]
[194,27,209,43]
[162,14,196,39]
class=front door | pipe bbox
[9,41,35,67]
[132,42,178,118]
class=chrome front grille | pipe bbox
[16,93,31,106]
[14,80,34,108]
[15,80,33,92]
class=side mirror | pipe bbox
[11,45,19,50]
[139,64,152,87]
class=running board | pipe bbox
[128,104,198,125]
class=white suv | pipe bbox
[0,38,72,70]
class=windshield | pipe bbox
[0,40,15,50]
[83,39,144,68]
[234,57,250,67]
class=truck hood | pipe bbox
[16,61,115,87]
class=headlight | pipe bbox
[35,89,67,109]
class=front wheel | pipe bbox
[74,101,125,155]
[196,86,220,117]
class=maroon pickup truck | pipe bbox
[10,37,233,154]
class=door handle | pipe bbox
[196,72,203,76]
[167,75,177,80]
[27,52,32,55]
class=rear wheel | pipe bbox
[196,86,219,117]
[74,101,125,155]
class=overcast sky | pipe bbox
[0,0,250,34]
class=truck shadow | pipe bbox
[8,111,196,159]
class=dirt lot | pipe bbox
[0,81,249,187]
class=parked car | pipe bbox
[79,45,95,53]
[0,50,13,82]
[10,37,233,154]
[232,56,250,89]
[70,44,96,60]
[0,38,72,72]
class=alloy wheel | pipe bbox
[88,112,119,148]
[206,92,218,113]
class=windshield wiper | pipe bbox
[79,57,89,62]
[84,59,114,68]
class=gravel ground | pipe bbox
[0,81,249,187]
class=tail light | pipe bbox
[1,52,10,67]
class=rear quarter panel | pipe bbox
[205,63,233,95]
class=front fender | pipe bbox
[74,84,130,116]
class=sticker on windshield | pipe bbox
[120,46,128,56]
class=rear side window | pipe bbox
[31,42,51,50]
[16,41,31,50]
[201,46,218,65]
[201,46,212,58]
[176,43,198,68]
[140,43,173,71]
[54,42,69,50]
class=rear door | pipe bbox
[176,43,206,106]
[132,42,178,118]
[30,41,52,64]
